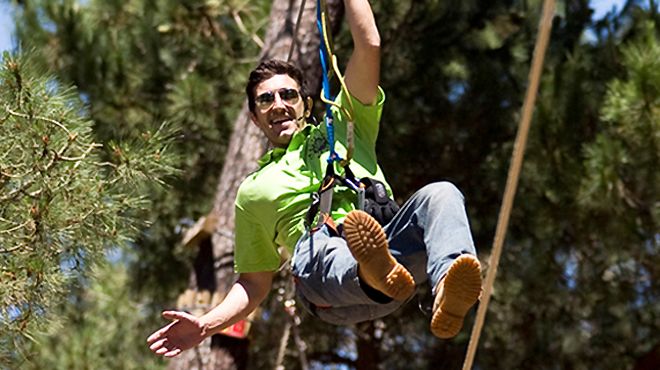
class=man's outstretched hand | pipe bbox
[147,310,207,358]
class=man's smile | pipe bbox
[270,117,294,125]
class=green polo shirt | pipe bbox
[233,88,392,273]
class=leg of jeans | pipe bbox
[292,225,403,325]
[385,182,476,290]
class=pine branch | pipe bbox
[0,51,180,355]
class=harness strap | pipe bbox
[305,163,334,227]
[306,162,367,228]
[305,0,363,230]
[317,172,335,226]
[316,0,356,165]
[316,0,339,162]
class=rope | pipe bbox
[317,0,340,162]
[287,0,308,62]
[274,318,291,370]
[274,273,309,370]
[461,1,556,369]
[316,0,356,165]
[277,2,311,369]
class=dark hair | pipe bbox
[246,59,307,113]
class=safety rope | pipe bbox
[299,0,365,229]
[287,0,308,62]
[317,0,356,165]
[461,1,556,369]
[274,270,309,370]
[317,0,339,163]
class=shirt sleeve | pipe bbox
[332,87,385,149]
[233,203,281,273]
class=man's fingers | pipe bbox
[149,338,167,351]
[151,340,182,357]
[155,346,170,355]
[146,331,162,344]
[164,349,182,358]
[146,323,173,344]
[162,310,190,321]
[148,311,186,344]
[147,310,196,357]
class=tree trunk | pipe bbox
[169,1,344,369]
[355,322,380,370]
[634,344,660,370]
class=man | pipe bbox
[148,0,482,358]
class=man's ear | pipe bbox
[304,96,313,118]
[249,111,259,125]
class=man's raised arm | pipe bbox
[343,0,380,105]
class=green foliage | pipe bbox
[574,21,659,365]
[0,51,178,367]
[475,13,659,370]
[582,21,659,219]
[19,257,166,370]
[7,0,660,369]
[12,0,269,303]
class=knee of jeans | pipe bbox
[420,182,464,202]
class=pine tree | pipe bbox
[21,257,166,370]
[11,0,270,305]
[476,10,659,370]
[576,21,659,368]
[0,51,177,367]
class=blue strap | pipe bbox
[316,0,341,164]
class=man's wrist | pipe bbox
[198,316,215,338]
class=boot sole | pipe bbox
[343,210,415,301]
[431,254,482,339]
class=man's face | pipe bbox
[249,74,306,148]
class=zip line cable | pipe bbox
[462,0,556,368]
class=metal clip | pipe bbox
[357,186,365,211]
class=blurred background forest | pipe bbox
[0,0,658,369]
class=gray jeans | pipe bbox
[291,182,477,325]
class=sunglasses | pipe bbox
[254,88,301,109]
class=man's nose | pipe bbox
[271,93,286,109]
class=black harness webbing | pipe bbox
[305,162,365,228]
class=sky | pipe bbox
[0,1,15,53]
[0,0,629,53]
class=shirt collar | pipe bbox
[256,124,313,168]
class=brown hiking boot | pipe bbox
[343,210,415,301]
[430,254,482,339]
